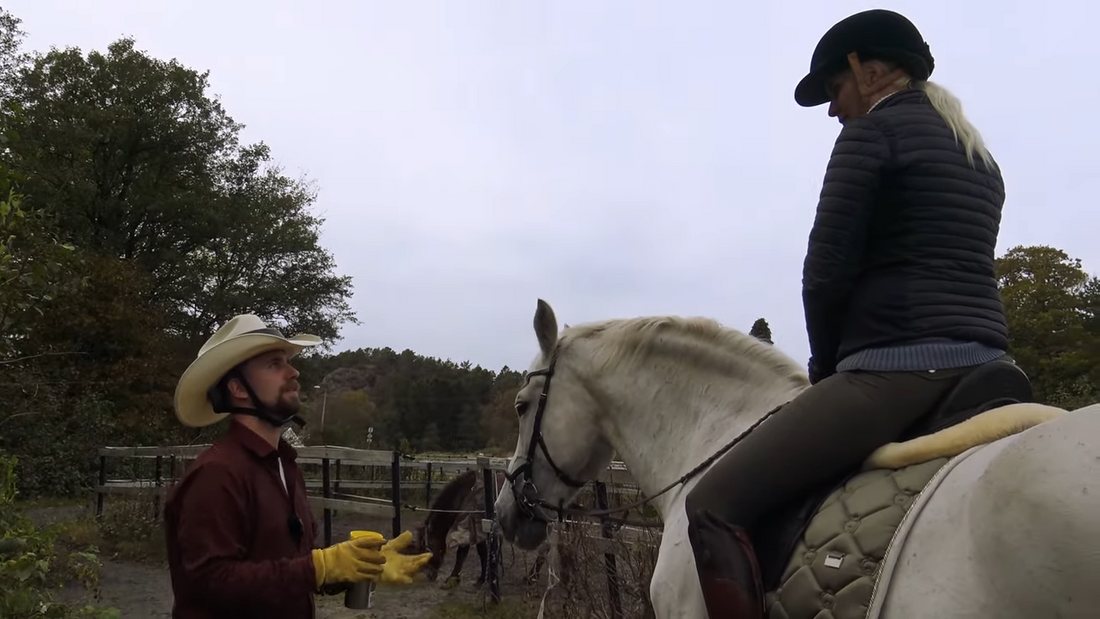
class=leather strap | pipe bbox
[847,52,910,113]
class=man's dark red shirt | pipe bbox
[164,419,320,618]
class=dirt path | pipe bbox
[86,556,534,619]
[90,559,173,619]
[34,503,544,618]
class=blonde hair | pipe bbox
[912,80,996,170]
[862,59,996,170]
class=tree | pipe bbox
[179,143,356,342]
[0,7,27,99]
[0,188,82,357]
[0,18,359,495]
[3,36,356,343]
[749,318,773,344]
[419,423,442,452]
[995,245,1100,408]
[479,384,521,452]
[304,390,375,447]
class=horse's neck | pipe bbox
[595,351,804,517]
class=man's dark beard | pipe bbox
[265,392,301,426]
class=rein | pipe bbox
[505,346,784,526]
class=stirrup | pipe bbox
[688,509,766,619]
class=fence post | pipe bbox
[322,457,332,547]
[595,481,623,619]
[334,459,342,518]
[390,451,402,538]
[425,462,433,508]
[153,455,163,521]
[95,455,106,518]
[478,457,501,604]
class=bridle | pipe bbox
[503,348,589,523]
[504,344,784,526]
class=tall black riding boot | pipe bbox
[688,509,766,619]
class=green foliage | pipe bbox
[995,245,1100,408]
[0,455,119,618]
[296,347,524,452]
[0,5,26,99]
[93,496,165,564]
[5,35,356,344]
[0,7,357,497]
[0,188,84,357]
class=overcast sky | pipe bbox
[10,1,1099,372]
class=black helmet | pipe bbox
[794,9,935,107]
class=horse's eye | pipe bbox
[515,401,529,417]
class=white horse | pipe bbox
[494,299,1100,619]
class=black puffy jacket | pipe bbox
[802,88,1009,375]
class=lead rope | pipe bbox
[486,518,506,607]
[536,523,561,619]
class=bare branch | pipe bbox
[0,411,40,427]
[0,351,87,365]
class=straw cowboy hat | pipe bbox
[174,314,322,428]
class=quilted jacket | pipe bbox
[802,89,1009,376]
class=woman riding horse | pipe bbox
[684,10,1010,619]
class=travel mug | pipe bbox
[344,531,383,610]
[344,580,376,610]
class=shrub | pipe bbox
[0,454,119,618]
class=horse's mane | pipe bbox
[561,315,808,389]
[425,468,480,535]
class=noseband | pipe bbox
[504,349,588,522]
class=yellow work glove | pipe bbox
[311,532,386,588]
[378,530,434,585]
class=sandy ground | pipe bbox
[83,553,540,619]
[29,503,546,619]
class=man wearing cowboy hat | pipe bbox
[164,314,432,618]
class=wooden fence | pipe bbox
[95,444,659,615]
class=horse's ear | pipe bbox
[534,299,558,356]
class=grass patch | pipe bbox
[43,494,168,565]
[14,496,88,511]
[96,496,167,564]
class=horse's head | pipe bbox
[496,299,615,550]
[496,299,808,552]
[412,520,446,581]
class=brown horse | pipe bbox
[410,469,502,589]
[407,468,584,589]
